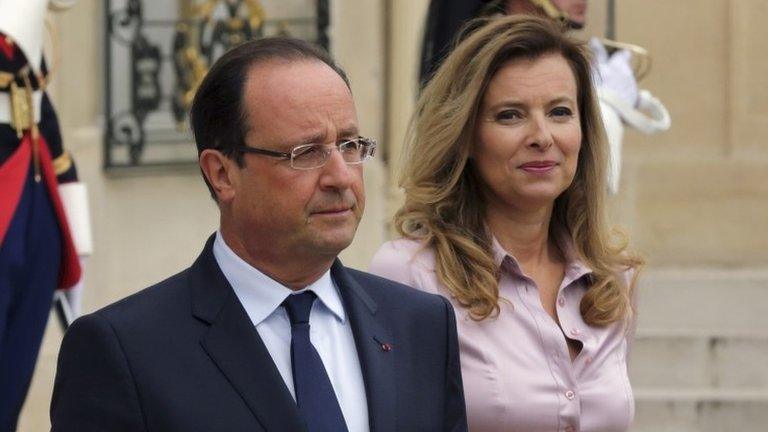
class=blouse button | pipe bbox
[565,390,575,400]
[558,296,566,307]
[570,328,580,336]
[585,356,593,365]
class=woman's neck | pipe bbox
[485,201,561,270]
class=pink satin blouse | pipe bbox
[370,238,636,432]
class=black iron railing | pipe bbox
[104,0,330,170]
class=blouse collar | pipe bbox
[490,228,593,284]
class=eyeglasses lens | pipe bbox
[291,139,374,169]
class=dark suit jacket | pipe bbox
[51,236,467,432]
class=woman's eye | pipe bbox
[551,107,574,117]
[496,110,522,121]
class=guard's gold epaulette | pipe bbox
[0,71,13,88]
[53,151,72,176]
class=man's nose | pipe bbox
[318,148,354,189]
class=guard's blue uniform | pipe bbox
[0,35,80,432]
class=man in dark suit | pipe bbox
[50,37,467,432]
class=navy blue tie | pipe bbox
[282,292,349,432]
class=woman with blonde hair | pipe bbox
[371,15,643,432]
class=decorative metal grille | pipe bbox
[104,0,330,170]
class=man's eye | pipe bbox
[340,140,362,153]
[551,107,574,117]
[294,145,323,159]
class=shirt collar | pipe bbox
[491,229,593,282]
[212,231,346,325]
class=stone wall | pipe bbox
[16,0,768,429]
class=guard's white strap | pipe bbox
[599,99,625,195]
[49,0,78,12]
[0,88,43,124]
[58,181,94,256]
[598,88,671,135]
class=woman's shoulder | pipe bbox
[369,238,438,288]
[370,238,437,272]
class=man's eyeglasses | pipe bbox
[225,136,377,170]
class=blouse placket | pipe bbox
[500,252,594,432]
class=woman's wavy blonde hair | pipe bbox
[395,15,643,326]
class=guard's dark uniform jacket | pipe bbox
[0,35,80,288]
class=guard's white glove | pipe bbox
[590,37,638,109]
[58,181,92,320]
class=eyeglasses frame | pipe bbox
[220,136,377,170]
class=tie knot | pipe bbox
[282,291,317,325]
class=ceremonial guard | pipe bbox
[420,0,671,193]
[0,0,91,430]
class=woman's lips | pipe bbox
[518,161,557,173]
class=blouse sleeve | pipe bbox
[370,239,440,295]
[369,240,417,286]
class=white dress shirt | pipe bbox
[213,232,370,432]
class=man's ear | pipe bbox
[199,149,237,203]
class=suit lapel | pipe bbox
[190,236,306,432]
[332,261,396,432]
